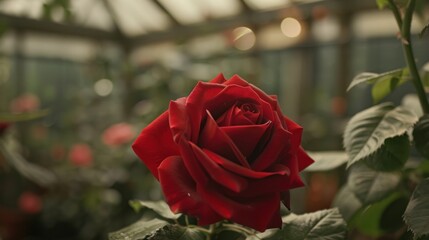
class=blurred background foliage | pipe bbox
[0,0,428,239]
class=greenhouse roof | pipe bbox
[0,0,375,49]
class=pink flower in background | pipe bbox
[19,192,42,214]
[10,93,40,113]
[68,144,93,167]
[102,123,135,147]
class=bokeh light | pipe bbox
[281,17,302,38]
[232,26,256,51]
[94,78,113,96]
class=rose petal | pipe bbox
[281,191,291,209]
[158,156,222,225]
[132,111,179,179]
[189,142,248,193]
[217,105,255,126]
[226,75,278,110]
[206,85,274,123]
[203,149,289,179]
[251,118,292,171]
[297,147,314,171]
[221,171,292,198]
[199,111,250,168]
[220,121,271,158]
[198,184,282,231]
[209,73,227,84]
[185,82,226,142]
[177,138,209,185]
[283,154,305,189]
[169,98,191,143]
[284,116,303,153]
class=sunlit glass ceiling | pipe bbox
[0,0,320,37]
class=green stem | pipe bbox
[221,223,256,236]
[400,0,429,113]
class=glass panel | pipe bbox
[244,0,290,10]
[158,0,204,24]
[73,0,113,31]
[108,0,147,36]
[0,0,44,18]
[195,0,241,18]
[130,0,171,31]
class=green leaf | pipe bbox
[0,109,49,122]
[351,193,404,237]
[403,178,429,238]
[347,69,409,103]
[343,103,418,167]
[365,134,410,171]
[348,164,401,205]
[108,218,168,240]
[263,209,347,240]
[305,151,348,172]
[332,185,363,221]
[376,0,389,9]
[129,200,181,220]
[145,224,206,240]
[413,114,429,159]
[380,196,409,232]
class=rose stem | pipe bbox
[388,0,429,114]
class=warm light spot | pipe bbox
[281,17,302,38]
[94,79,113,96]
[232,27,256,51]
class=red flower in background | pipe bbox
[10,93,40,113]
[19,192,42,214]
[68,144,93,167]
[133,74,313,231]
[102,123,135,147]
[0,122,10,136]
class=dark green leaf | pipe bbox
[403,178,429,238]
[351,193,403,237]
[347,69,409,103]
[262,209,347,240]
[129,200,181,220]
[145,224,206,240]
[0,109,49,122]
[413,114,429,159]
[365,134,410,171]
[305,151,348,172]
[343,103,418,167]
[348,164,401,205]
[108,218,168,240]
[332,185,363,221]
[380,196,408,232]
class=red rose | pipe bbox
[132,74,313,231]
